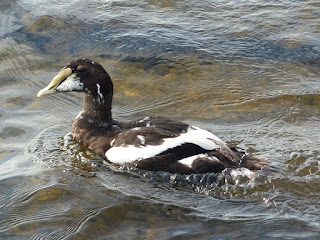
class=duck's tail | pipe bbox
[208,146,269,171]
[239,153,269,171]
[224,146,269,170]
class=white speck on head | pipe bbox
[92,61,95,64]
[88,119,93,123]
[56,74,84,92]
[96,83,104,102]
[137,135,145,145]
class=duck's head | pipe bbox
[37,58,113,103]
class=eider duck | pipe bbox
[37,58,268,174]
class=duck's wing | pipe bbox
[105,118,240,166]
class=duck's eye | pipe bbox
[77,65,87,72]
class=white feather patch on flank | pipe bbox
[137,135,145,145]
[178,154,220,168]
[105,126,225,164]
[56,73,83,92]
[178,154,208,168]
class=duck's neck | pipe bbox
[81,93,113,125]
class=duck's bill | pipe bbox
[37,67,72,97]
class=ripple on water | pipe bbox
[0,126,26,139]
[0,173,107,239]
[1,0,320,238]
[18,120,319,238]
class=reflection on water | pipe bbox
[0,0,320,239]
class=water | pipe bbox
[1,0,320,239]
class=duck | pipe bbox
[37,58,268,174]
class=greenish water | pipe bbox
[0,0,319,239]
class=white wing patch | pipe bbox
[105,126,225,164]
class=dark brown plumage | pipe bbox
[37,58,269,174]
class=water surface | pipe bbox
[0,0,319,239]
